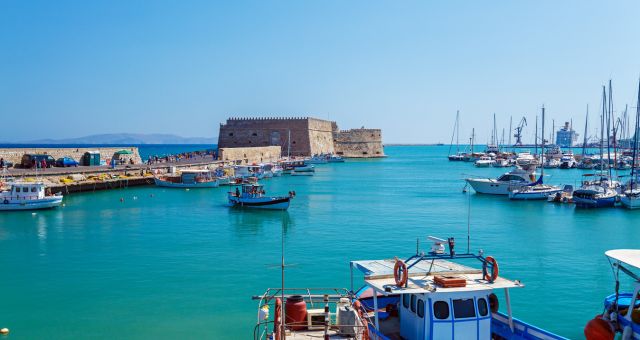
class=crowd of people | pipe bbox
[146,150,217,165]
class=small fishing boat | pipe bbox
[465,167,537,195]
[228,184,292,210]
[547,185,574,203]
[280,160,306,175]
[447,152,465,161]
[474,156,495,167]
[291,164,315,176]
[154,169,219,188]
[584,249,640,339]
[0,182,63,211]
[253,236,567,340]
[572,174,618,208]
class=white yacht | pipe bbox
[559,153,577,169]
[474,156,495,167]
[465,167,536,195]
[0,182,63,211]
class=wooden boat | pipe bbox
[154,169,219,188]
[0,182,63,211]
[228,184,292,210]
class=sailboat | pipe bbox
[509,106,562,200]
[620,79,640,209]
[447,110,465,161]
[573,84,619,208]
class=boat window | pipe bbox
[417,299,424,318]
[453,299,476,319]
[410,295,417,313]
[15,187,21,193]
[403,294,410,309]
[433,301,449,319]
[31,187,37,192]
[477,298,488,316]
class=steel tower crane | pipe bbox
[513,117,527,146]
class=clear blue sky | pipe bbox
[1,1,638,143]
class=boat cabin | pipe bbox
[1,182,47,200]
[236,184,265,198]
[176,169,215,184]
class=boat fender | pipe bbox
[488,293,499,313]
[584,315,614,340]
[3,199,8,204]
[0,328,8,335]
[483,256,499,282]
[273,298,282,340]
[393,259,408,287]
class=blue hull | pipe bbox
[573,196,616,208]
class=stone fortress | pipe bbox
[217,117,384,158]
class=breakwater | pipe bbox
[0,147,142,165]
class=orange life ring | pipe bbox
[394,259,408,287]
[273,298,282,340]
[584,315,614,340]
[483,256,499,282]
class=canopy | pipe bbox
[115,150,133,155]
[605,249,640,270]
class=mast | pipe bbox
[607,80,613,177]
[631,79,640,187]
[448,111,460,156]
[471,128,475,154]
[456,110,460,153]
[582,105,589,158]
[493,113,497,150]
[534,115,538,157]
[541,106,545,179]
[600,86,606,172]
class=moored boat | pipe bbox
[474,156,495,167]
[0,182,63,211]
[253,236,567,340]
[465,167,537,195]
[584,249,640,340]
[154,169,219,188]
[573,174,618,208]
[228,184,292,210]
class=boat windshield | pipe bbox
[497,174,525,182]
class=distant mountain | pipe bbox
[23,133,217,145]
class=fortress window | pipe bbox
[292,141,296,144]
[228,133,234,137]
[362,152,368,155]
[252,132,257,136]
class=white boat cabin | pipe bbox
[1,182,48,200]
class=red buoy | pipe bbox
[584,316,614,340]
[285,295,308,330]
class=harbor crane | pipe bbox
[513,117,527,146]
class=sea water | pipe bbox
[0,145,636,339]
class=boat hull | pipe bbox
[573,195,616,208]
[620,195,640,209]
[0,196,63,211]
[228,196,290,210]
[154,178,219,188]
[509,188,562,200]
[465,178,521,195]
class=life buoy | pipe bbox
[483,256,499,282]
[3,199,8,205]
[488,293,499,313]
[394,259,408,287]
[273,298,282,340]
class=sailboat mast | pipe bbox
[534,115,538,157]
[582,105,589,158]
[456,110,460,153]
[541,106,545,178]
[631,79,640,184]
[600,86,606,172]
[607,80,613,177]
[509,116,513,151]
[471,128,475,154]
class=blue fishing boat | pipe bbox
[253,236,567,340]
[228,184,292,210]
[584,249,640,339]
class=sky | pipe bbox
[1,1,639,143]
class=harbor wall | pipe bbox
[218,117,382,157]
[0,147,142,165]
[334,129,385,158]
[218,146,282,164]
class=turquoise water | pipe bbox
[0,146,637,339]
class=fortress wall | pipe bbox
[0,147,142,165]
[218,146,282,164]
[307,118,335,155]
[334,129,385,158]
